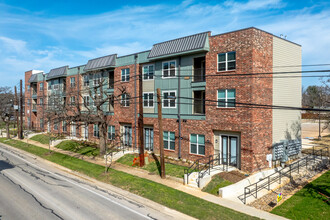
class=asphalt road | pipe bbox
[0,143,188,220]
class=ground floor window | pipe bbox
[122,125,132,146]
[71,123,76,137]
[108,125,115,140]
[190,134,205,155]
[93,124,99,138]
[62,121,67,132]
[144,127,154,151]
[163,131,175,150]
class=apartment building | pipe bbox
[24,27,302,172]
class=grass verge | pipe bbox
[30,134,54,145]
[116,154,188,178]
[0,138,258,220]
[56,140,99,157]
[271,170,330,220]
[202,175,233,195]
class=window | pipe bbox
[162,61,176,77]
[143,92,154,108]
[164,131,175,150]
[121,68,130,82]
[39,98,43,105]
[217,89,236,108]
[62,121,67,132]
[70,96,76,105]
[27,99,31,106]
[39,82,44,91]
[94,124,99,138]
[83,96,90,106]
[40,119,44,130]
[163,91,176,108]
[83,75,89,86]
[144,128,154,151]
[121,93,130,107]
[190,134,205,155]
[122,125,132,146]
[70,77,76,87]
[218,52,236,71]
[143,65,154,80]
[94,73,102,86]
[54,122,58,131]
[108,125,115,140]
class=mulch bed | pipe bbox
[218,170,247,183]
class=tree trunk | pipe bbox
[6,123,10,139]
[99,123,107,155]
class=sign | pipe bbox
[277,193,283,203]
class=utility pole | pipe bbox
[15,86,19,138]
[138,61,145,167]
[157,88,165,178]
[19,79,23,139]
[134,54,137,152]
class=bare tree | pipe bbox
[0,87,15,139]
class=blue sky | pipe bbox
[1,0,330,88]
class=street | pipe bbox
[0,143,185,220]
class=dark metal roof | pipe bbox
[148,32,209,59]
[47,66,68,80]
[84,54,117,71]
[28,74,38,83]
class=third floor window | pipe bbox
[70,77,76,87]
[121,68,130,82]
[218,51,236,71]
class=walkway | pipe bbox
[16,137,287,220]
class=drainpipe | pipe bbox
[178,56,182,159]
[134,54,138,152]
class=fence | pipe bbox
[243,146,329,204]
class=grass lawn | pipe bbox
[202,175,233,195]
[56,140,99,157]
[116,154,188,178]
[0,138,258,220]
[30,134,54,145]
[271,170,330,220]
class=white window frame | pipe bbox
[162,90,176,108]
[162,60,176,78]
[163,131,175,151]
[121,93,130,107]
[93,124,99,138]
[70,77,76,87]
[143,64,154,81]
[143,92,154,108]
[122,125,132,146]
[121,68,130,82]
[70,96,76,105]
[108,125,115,140]
[93,73,102,86]
[189,134,205,156]
[144,127,154,151]
[217,51,236,72]
[39,82,44,91]
[83,95,90,106]
[217,89,236,108]
[83,75,89,87]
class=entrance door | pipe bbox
[221,135,239,167]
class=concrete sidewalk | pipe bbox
[17,137,287,220]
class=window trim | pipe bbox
[121,93,130,107]
[143,92,154,108]
[143,64,155,81]
[217,51,236,72]
[39,82,44,91]
[217,89,236,108]
[189,134,205,156]
[162,90,176,108]
[162,60,176,78]
[70,77,76,87]
[121,68,130,82]
[163,131,175,151]
[83,95,90,106]
[83,75,90,87]
[93,124,99,138]
[108,125,115,140]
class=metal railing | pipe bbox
[184,154,236,186]
[243,146,329,204]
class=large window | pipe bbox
[93,124,99,138]
[163,91,176,108]
[70,77,76,87]
[218,52,236,71]
[143,92,154,108]
[217,89,236,108]
[144,128,154,151]
[143,65,154,80]
[190,134,205,155]
[164,131,175,150]
[121,93,130,107]
[122,125,132,146]
[39,82,44,91]
[83,75,89,86]
[121,68,130,82]
[108,125,115,140]
[162,61,176,77]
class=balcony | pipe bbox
[193,56,206,83]
[193,90,205,115]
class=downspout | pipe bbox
[134,54,138,152]
[178,56,182,159]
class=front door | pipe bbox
[221,135,239,168]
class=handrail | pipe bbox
[243,146,329,204]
